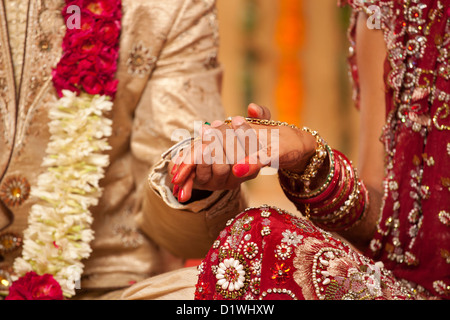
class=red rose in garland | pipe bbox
[54,0,122,97]
[6,272,64,300]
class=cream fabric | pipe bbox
[120,266,198,300]
[0,0,244,296]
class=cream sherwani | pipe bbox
[0,0,245,299]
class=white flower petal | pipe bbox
[217,279,227,286]
[221,281,229,290]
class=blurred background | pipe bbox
[216,0,360,214]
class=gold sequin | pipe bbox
[0,176,31,207]
[0,232,22,254]
[0,268,13,294]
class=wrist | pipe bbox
[279,128,328,193]
[279,146,368,232]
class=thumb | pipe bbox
[247,103,271,120]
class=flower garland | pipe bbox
[9,0,122,299]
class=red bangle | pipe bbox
[309,155,353,216]
[308,151,367,231]
[300,153,342,204]
[278,147,340,203]
[279,147,368,231]
[318,181,368,231]
[320,151,356,211]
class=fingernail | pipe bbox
[232,116,245,126]
[178,189,185,202]
[233,163,250,177]
[173,185,179,196]
[248,104,260,118]
[171,164,178,175]
[248,109,258,118]
[171,172,179,184]
[211,120,223,128]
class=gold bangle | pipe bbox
[224,118,328,192]
[279,128,327,193]
[279,145,333,198]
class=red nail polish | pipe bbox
[233,163,250,177]
[173,185,179,196]
[248,108,258,118]
[171,172,179,184]
[178,189,185,202]
[171,164,178,175]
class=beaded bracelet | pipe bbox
[224,117,297,129]
[278,145,338,200]
[288,127,328,193]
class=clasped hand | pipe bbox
[170,104,317,202]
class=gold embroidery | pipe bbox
[112,207,144,249]
[292,237,416,300]
[4,0,28,90]
[0,2,18,147]
[0,232,22,255]
[433,103,450,131]
[126,41,157,78]
[0,175,31,207]
[12,0,65,152]
[0,267,13,296]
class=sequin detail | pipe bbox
[0,176,31,207]
[196,206,422,300]
[126,41,156,77]
[0,232,22,254]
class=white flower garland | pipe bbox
[13,90,113,297]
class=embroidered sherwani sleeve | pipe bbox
[129,0,246,259]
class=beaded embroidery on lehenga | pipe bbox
[345,0,450,298]
[195,0,449,300]
[195,206,424,300]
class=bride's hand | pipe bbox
[169,103,270,201]
[170,107,317,202]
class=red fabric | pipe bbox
[345,0,449,298]
[196,207,423,300]
[196,0,449,300]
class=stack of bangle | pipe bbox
[278,137,368,232]
[221,117,368,231]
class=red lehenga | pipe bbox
[195,0,449,300]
